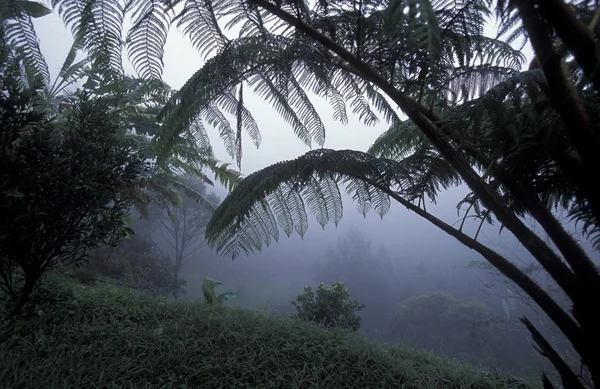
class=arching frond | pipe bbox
[0,0,51,86]
[206,148,421,258]
[126,0,173,80]
[368,120,427,160]
[50,0,124,76]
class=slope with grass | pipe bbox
[0,275,537,389]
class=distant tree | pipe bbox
[388,292,502,367]
[0,84,149,316]
[315,228,401,336]
[147,178,219,298]
[76,224,183,297]
[292,281,365,332]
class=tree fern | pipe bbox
[0,0,51,86]
[205,148,424,257]
[50,0,124,76]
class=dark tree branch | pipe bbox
[533,0,600,93]
[521,316,585,389]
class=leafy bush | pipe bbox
[388,292,501,365]
[291,281,365,331]
[0,84,149,316]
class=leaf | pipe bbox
[216,292,238,303]
[1,0,50,85]
[126,0,173,80]
[206,149,417,258]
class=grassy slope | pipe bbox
[0,275,536,389]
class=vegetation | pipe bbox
[0,275,535,389]
[388,292,501,367]
[0,84,149,316]
[292,281,365,332]
[107,1,597,387]
[201,277,238,305]
[0,0,235,315]
[2,0,600,387]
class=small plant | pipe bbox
[201,278,238,305]
[291,281,365,331]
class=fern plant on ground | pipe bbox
[0,274,537,389]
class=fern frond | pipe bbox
[206,148,419,258]
[385,0,442,65]
[368,120,427,160]
[1,0,51,86]
[51,0,124,76]
[126,0,173,80]
[174,0,229,60]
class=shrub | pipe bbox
[291,281,365,331]
[0,85,149,316]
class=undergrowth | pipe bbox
[0,274,537,389]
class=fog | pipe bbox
[34,11,600,382]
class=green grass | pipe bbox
[0,275,537,389]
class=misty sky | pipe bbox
[32,9,599,270]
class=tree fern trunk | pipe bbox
[251,1,600,387]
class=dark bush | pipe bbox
[0,83,149,316]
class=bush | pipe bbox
[0,85,149,316]
[291,281,365,331]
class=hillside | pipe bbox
[0,275,536,389]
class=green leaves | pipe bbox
[205,149,423,258]
[386,0,442,66]
[1,0,51,86]
[202,278,238,305]
[0,89,150,313]
[50,0,125,76]
[126,0,173,80]
[292,281,365,332]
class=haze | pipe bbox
[32,10,600,381]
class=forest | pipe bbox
[1,0,599,388]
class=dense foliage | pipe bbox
[3,0,600,387]
[0,82,149,316]
[292,281,365,331]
